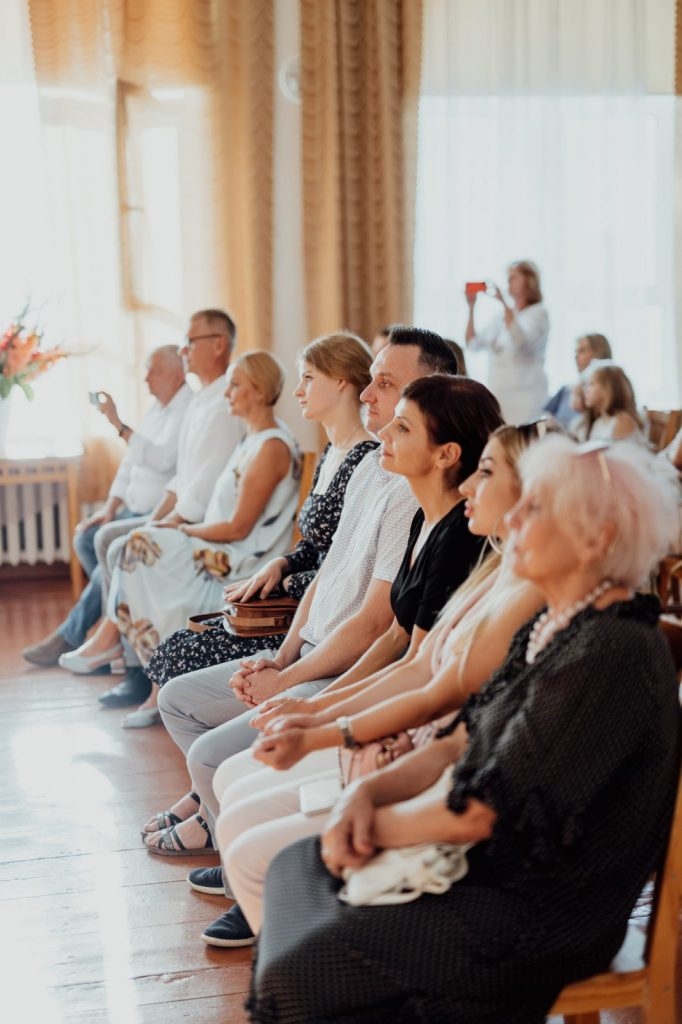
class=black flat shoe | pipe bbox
[98,668,152,707]
[187,865,225,895]
[201,904,255,947]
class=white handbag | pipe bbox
[338,839,472,906]
[337,765,472,907]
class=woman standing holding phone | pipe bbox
[465,260,549,423]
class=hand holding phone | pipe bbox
[464,281,488,299]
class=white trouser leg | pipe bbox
[217,768,337,933]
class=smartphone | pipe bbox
[465,281,488,298]
[88,391,101,406]
[299,777,342,816]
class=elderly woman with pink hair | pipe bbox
[247,438,679,1024]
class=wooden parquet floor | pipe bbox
[0,578,251,1023]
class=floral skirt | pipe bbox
[145,620,287,687]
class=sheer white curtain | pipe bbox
[0,0,225,455]
[414,0,678,410]
[0,0,134,454]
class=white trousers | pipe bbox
[213,746,338,932]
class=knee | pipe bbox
[73,524,95,562]
[157,672,191,718]
[186,732,216,781]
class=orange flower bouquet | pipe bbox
[0,305,68,400]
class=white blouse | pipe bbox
[470,302,549,424]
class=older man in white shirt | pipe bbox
[23,344,191,667]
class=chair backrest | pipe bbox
[290,451,319,546]
[644,762,682,978]
[644,409,682,452]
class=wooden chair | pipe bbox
[551,757,682,1023]
[290,451,319,546]
[656,557,682,612]
[644,408,682,453]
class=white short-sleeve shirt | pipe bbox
[300,450,418,647]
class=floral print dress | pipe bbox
[145,439,377,685]
[108,428,301,666]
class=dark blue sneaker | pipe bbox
[201,903,255,947]
[187,865,225,895]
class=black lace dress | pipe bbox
[248,595,679,1024]
[145,441,377,686]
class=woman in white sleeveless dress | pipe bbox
[61,351,300,669]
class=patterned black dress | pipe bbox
[248,595,679,1024]
[145,441,377,686]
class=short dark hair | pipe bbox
[402,374,503,488]
[443,339,467,376]
[387,325,459,375]
[192,309,237,351]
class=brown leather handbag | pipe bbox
[224,595,299,636]
[187,596,299,637]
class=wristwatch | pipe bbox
[336,715,358,750]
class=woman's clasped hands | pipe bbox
[251,709,321,770]
[318,781,378,878]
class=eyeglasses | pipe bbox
[516,416,549,442]
[184,333,224,347]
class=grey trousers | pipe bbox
[157,644,333,834]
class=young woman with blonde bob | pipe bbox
[199,423,547,944]
[249,438,679,1024]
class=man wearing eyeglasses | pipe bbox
[150,310,242,527]
[89,309,244,707]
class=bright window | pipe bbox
[413,92,676,408]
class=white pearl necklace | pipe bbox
[525,580,613,665]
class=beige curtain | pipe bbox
[28,0,274,355]
[677,0,682,94]
[299,0,423,343]
[215,1,275,350]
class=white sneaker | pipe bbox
[122,707,161,729]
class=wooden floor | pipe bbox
[0,578,251,1023]
[0,577,679,1023]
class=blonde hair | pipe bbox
[299,332,372,396]
[581,333,612,360]
[235,350,285,406]
[583,363,643,434]
[429,423,543,679]
[509,260,543,305]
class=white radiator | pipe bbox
[0,478,70,566]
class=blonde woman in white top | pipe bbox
[465,260,549,423]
